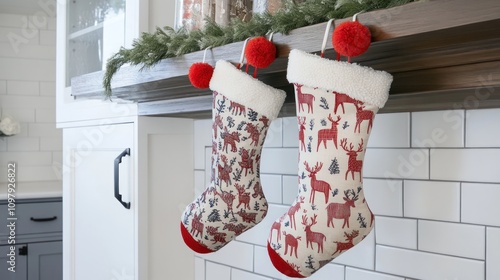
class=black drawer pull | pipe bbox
[114,148,131,209]
[30,216,57,222]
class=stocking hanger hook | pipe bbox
[202,46,212,63]
[238,37,251,69]
[267,31,275,41]
[321,18,335,58]
[352,10,365,22]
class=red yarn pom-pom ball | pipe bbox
[188,62,214,89]
[333,21,371,58]
[245,36,276,69]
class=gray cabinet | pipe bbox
[0,244,27,280]
[0,198,62,280]
[28,241,62,280]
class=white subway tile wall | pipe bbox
[486,227,500,279]
[193,109,500,280]
[0,13,60,189]
[403,180,460,222]
[411,110,465,148]
[375,216,417,249]
[466,108,500,147]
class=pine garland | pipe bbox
[103,0,416,97]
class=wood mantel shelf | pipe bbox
[71,0,500,118]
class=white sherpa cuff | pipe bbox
[286,49,392,108]
[210,60,287,120]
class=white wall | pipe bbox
[193,108,500,280]
[0,12,61,195]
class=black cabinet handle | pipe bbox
[19,246,28,256]
[114,148,131,209]
[30,216,57,222]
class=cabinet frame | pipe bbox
[62,117,195,280]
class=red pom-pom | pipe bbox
[333,21,371,58]
[188,62,214,89]
[245,36,276,69]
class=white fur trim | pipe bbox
[210,60,286,120]
[286,49,392,108]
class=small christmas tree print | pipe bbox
[329,158,340,174]
[254,201,260,211]
[319,97,329,109]
[357,213,367,228]
[307,136,313,152]
[237,121,246,130]
[216,99,226,114]
[232,168,242,182]
[207,209,222,222]
[226,116,235,128]
[248,109,258,121]
[305,255,316,270]
[331,188,339,197]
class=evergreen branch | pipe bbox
[103,0,415,98]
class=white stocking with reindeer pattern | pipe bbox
[181,60,286,253]
[267,49,392,278]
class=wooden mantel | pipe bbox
[71,0,500,118]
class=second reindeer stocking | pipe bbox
[267,49,392,277]
[181,60,286,253]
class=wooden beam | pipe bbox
[70,0,500,117]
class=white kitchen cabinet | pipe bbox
[62,117,194,280]
[56,0,176,124]
[57,1,194,279]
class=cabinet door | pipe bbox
[64,123,135,279]
[27,241,62,280]
[0,245,27,280]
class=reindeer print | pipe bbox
[340,138,364,182]
[213,115,223,139]
[298,117,307,151]
[238,147,256,176]
[214,188,235,213]
[283,231,301,258]
[326,189,359,228]
[287,196,305,230]
[221,127,240,152]
[333,92,361,114]
[295,83,315,113]
[354,104,375,133]
[304,162,332,204]
[333,230,359,255]
[317,114,341,151]
[217,155,233,187]
[302,214,326,253]
[206,226,227,244]
[236,209,258,223]
[230,100,246,116]
[190,211,204,238]
[245,123,261,146]
[252,181,265,199]
[223,223,246,235]
[271,216,285,242]
[235,183,251,210]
